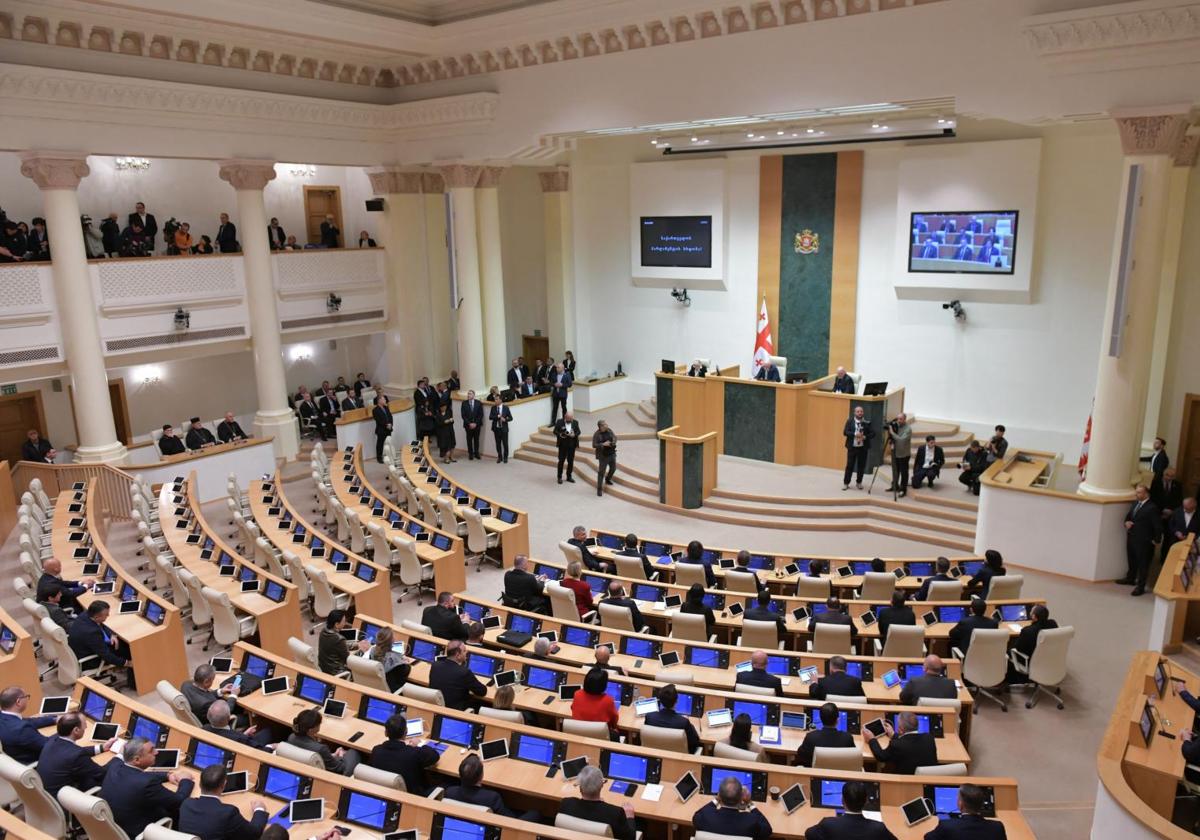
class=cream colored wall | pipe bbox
[498,167,548,364]
[1158,166,1200,462]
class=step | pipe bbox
[626,407,656,429]
[637,400,656,420]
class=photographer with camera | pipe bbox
[886,413,912,497]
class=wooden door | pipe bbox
[67,379,133,446]
[0,392,47,465]
[522,335,549,364]
[1178,394,1200,491]
[304,186,343,247]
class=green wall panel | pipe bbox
[682,443,704,509]
[656,377,673,432]
[658,439,667,504]
[723,382,775,462]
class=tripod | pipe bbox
[867,426,899,502]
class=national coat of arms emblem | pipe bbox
[794,229,819,254]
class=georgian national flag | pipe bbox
[1078,402,1093,479]
[753,297,774,376]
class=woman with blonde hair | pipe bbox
[370,626,412,691]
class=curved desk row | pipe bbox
[0,604,42,707]
[1150,536,1199,653]
[130,437,278,502]
[335,399,416,455]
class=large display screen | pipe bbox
[908,211,1018,275]
[640,216,712,268]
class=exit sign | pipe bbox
[0,385,15,396]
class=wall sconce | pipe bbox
[327,293,342,313]
[289,164,316,178]
[288,344,313,362]
[134,365,162,384]
[173,307,191,331]
[115,156,151,172]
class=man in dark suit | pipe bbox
[267,217,286,250]
[1164,497,1200,561]
[68,601,132,681]
[340,393,361,412]
[517,375,537,399]
[644,684,700,753]
[554,412,581,484]
[900,655,958,706]
[832,366,856,394]
[412,378,433,413]
[733,550,768,594]
[428,640,486,711]
[38,714,114,796]
[808,596,857,644]
[561,765,636,840]
[865,711,937,774]
[100,737,196,838]
[1006,605,1059,684]
[912,435,946,489]
[445,753,532,818]
[461,390,484,461]
[603,582,645,632]
[532,359,549,389]
[795,703,855,767]
[316,383,341,420]
[0,685,57,763]
[217,412,249,443]
[506,359,524,390]
[569,526,613,573]
[735,650,783,697]
[916,557,955,601]
[593,420,618,496]
[101,212,121,256]
[158,424,186,456]
[958,440,988,496]
[692,775,772,840]
[615,533,656,580]
[21,429,56,462]
[1121,483,1161,596]
[205,700,273,750]
[367,713,440,795]
[37,584,74,631]
[755,361,781,382]
[953,241,973,261]
[922,783,1008,839]
[182,663,239,721]
[128,201,157,249]
[1149,437,1170,497]
[744,590,787,639]
[185,417,218,450]
[687,361,707,377]
[371,395,391,464]
[679,540,716,587]
[877,590,916,646]
[489,400,513,463]
[806,779,898,840]
[504,555,549,614]
[297,388,332,440]
[37,557,87,612]
[549,363,572,424]
[422,592,469,640]
[1155,467,1184,521]
[948,598,998,655]
[809,656,865,701]
[179,764,268,840]
[320,214,340,248]
[215,212,238,253]
[842,406,874,490]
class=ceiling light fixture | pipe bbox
[114,156,150,172]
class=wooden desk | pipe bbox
[249,472,392,620]
[51,480,189,690]
[986,450,1057,489]
[335,398,415,455]
[1150,537,1200,653]
[0,605,41,706]
[0,807,58,840]
[134,437,278,502]
[158,473,302,656]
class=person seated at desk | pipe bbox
[795,702,855,767]
[644,684,700,753]
[680,539,715,586]
[1006,605,1058,684]
[446,753,539,819]
[185,417,218,450]
[217,412,249,443]
[68,601,133,689]
[878,590,916,646]
[368,713,440,795]
[735,650,782,696]
[560,561,596,620]
[967,549,1006,598]
[912,434,945,489]
[615,532,656,580]
[915,557,955,601]
[1164,497,1200,560]
[38,713,114,797]
[504,555,549,614]
[296,388,334,441]
[920,239,941,259]
[948,598,998,656]
[900,655,957,706]
[958,440,988,496]
[493,683,535,727]
[422,591,470,641]
[465,622,486,648]
[755,360,781,382]
[531,636,560,660]
[809,655,865,701]
[692,775,773,840]
[808,596,857,642]
[429,640,486,712]
[316,382,342,419]
[804,558,829,583]
[288,708,360,775]
[744,590,787,637]
[832,366,856,394]
[725,711,763,756]
[101,737,196,838]
[687,360,707,377]
[679,583,715,638]
[572,667,619,737]
[562,765,638,840]
[21,429,56,463]
[179,764,269,840]
[158,424,186,456]
[0,685,58,763]
[340,392,361,412]
[318,609,368,676]
[569,525,614,573]
[183,663,240,721]
[806,779,899,840]
[865,710,938,775]
[602,582,645,632]
[734,549,768,593]
[37,582,74,631]
[38,557,88,613]
[592,646,624,676]
[923,783,1009,839]
[953,240,974,261]
[204,700,274,750]
[367,627,412,691]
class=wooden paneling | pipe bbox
[830,151,863,372]
[0,391,47,466]
[0,462,16,545]
[304,185,343,246]
[757,156,783,337]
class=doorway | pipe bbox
[522,335,549,366]
[0,391,47,465]
[1178,394,1200,491]
[304,186,344,247]
[68,379,133,447]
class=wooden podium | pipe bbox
[657,426,718,509]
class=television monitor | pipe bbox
[640,216,713,268]
[338,790,400,833]
[1140,702,1155,746]
[909,211,1019,275]
[360,696,403,726]
[430,814,499,840]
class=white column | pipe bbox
[441,165,486,392]
[475,166,508,389]
[422,173,455,380]
[367,168,429,393]
[218,160,299,461]
[540,168,576,358]
[19,152,127,464]
[1079,110,1190,498]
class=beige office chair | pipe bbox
[178,569,214,649]
[562,719,610,739]
[875,624,926,659]
[347,654,396,694]
[367,521,397,567]
[725,570,760,594]
[142,826,201,840]
[640,724,699,755]
[282,552,313,615]
[12,576,33,601]
[813,746,864,771]
[614,555,654,581]
[737,619,783,650]
[959,628,1010,712]
[434,496,467,537]
[463,509,499,572]
[655,669,693,685]
[255,537,289,580]
[478,706,524,724]
[328,499,351,544]
[987,575,1024,600]
[808,623,852,654]
[598,602,641,633]
[399,683,445,706]
[39,618,111,687]
[157,680,202,727]
[859,572,896,602]
[305,563,350,622]
[0,752,67,837]
[916,762,969,776]
[397,479,420,517]
[670,612,715,644]
[401,619,433,635]
[712,742,768,763]
[555,813,614,837]
[548,582,594,623]
[275,742,326,770]
[288,636,319,670]
[202,586,257,652]
[673,562,708,590]
[926,580,964,601]
[796,576,831,599]
[916,696,962,733]
[415,490,440,527]
[1009,625,1073,710]
[345,508,369,556]
[734,683,777,697]
[353,763,407,791]
[395,536,435,605]
[558,541,583,566]
[58,785,145,840]
[825,694,866,705]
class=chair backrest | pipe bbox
[276,741,326,769]
[672,562,708,590]
[255,538,287,579]
[562,719,610,739]
[824,694,866,705]
[725,570,760,594]
[768,354,787,379]
[157,680,202,726]
[712,741,766,763]
[288,636,319,669]
[165,564,192,611]
[0,752,66,837]
[12,576,32,601]
[304,564,338,620]
[741,619,781,650]
[345,508,367,554]
[178,570,213,627]
[558,541,583,565]
[656,668,694,685]
[547,583,581,622]
[1028,626,1074,685]
[20,597,48,635]
[613,555,649,581]
[554,812,613,837]
[796,576,831,599]
[329,499,350,543]
[142,826,202,840]
[915,762,968,776]
[987,575,1023,600]
[40,618,85,685]
[367,522,392,562]
[813,746,864,771]
[670,611,710,643]
[812,623,852,654]
[416,490,439,526]
[19,551,40,581]
[737,683,777,697]
[598,602,636,632]
[58,785,132,840]
[640,724,688,753]
[860,572,896,601]
[201,586,246,647]
[882,624,926,659]
[398,480,420,515]
[927,580,964,601]
[282,552,312,600]
[395,537,425,583]
[463,509,489,553]
[346,654,390,693]
[916,695,962,727]
[401,619,433,635]
[434,495,460,529]
[399,683,444,706]
[962,628,1009,688]
[478,707,525,724]
[353,763,406,791]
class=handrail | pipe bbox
[9,459,134,523]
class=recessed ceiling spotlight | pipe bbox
[747,132,755,138]
[776,131,784,136]
[806,127,815,134]
[791,133,798,138]
[650,138,658,145]
[871,123,880,129]
[937,118,946,124]
[691,136,698,142]
[879,125,888,130]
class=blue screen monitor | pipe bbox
[189,740,230,770]
[242,653,272,678]
[765,656,791,676]
[410,639,439,663]
[583,575,607,595]
[406,521,424,537]
[596,533,622,549]
[706,768,753,795]
[310,536,323,551]
[908,562,934,577]
[674,691,700,717]
[604,680,626,709]
[460,602,486,622]
[358,622,380,643]
[339,791,395,831]
[431,534,453,551]
[605,752,649,783]
[329,550,347,565]
[120,583,137,602]
[129,713,163,746]
[467,653,500,678]
[534,564,563,580]
[747,554,773,571]
[632,584,663,602]
[525,666,560,692]
[821,712,849,732]
[507,614,536,634]
[903,664,925,684]
[144,601,166,626]
[938,606,965,623]
[850,561,874,575]
[431,815,492,840]
[1000,604,1028,621]
[819,778,846,808]
[701,592,724,609]
[811,603,829,616]
[960,561,984,575]
[433,716,477,747]
[641,541,669,557]
[360,696,402,725]
[731,701,769,726]
[622,637,656,659]
[80,689,112,722]
[700,549,722,562]
[843,661,863,680]
[687,647,721,669]
[239,566,257,582]
[263,581,285,602]
[354,563,377,583]
[296,675,332,704]
[562,626,598,648]
[893,713,932,734]
[261,767,302,801]
[512,734,557,766]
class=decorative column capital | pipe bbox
[1111,109,1190,156]
[539,169,570,193]
[421,172,445,194]
[367,167,424,194]
[1175,133,1200,168]
[19,151,89,189]
[476,166,506,189]
[439,164,482,189]
[218,159,277,191]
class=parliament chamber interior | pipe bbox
[0,0,1199,838]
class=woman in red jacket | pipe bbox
[571,667,619,736]
[559,561,595,619]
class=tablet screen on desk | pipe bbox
[323,698,347,718]
[480,739,508,761]
[222,770,249,794]
[288,798,323,823]
[89,722,119,742]
[210,657,233,673]
[40,696,69,715]
[68,532,86,543]
[261,676,289,695]
[118,600,142,615]
[782,783,808,814]
[675,771,699,802]
[73,547,92,560]
[153,749,180,769]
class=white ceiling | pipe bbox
[308,0,563,24]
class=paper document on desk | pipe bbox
[641,784,664,802]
